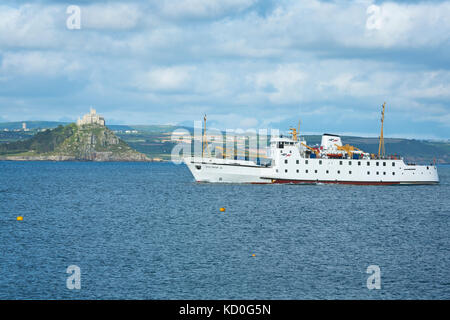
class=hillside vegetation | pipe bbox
[0,124,150,161]
[0,124,76,155]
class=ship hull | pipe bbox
[184,157,439,185]
[184,157,268,183]
[267,179,438,185]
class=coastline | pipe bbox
[0,154,164,162]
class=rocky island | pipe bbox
[0,109,150,162]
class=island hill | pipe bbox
[0,109,150,162]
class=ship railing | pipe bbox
[371,154,401,160]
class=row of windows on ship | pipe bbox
[282,159,396,167]
[276,168,396,175]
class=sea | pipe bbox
[0,161,449,299]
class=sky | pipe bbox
[0,0,449,139]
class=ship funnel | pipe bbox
[321,134,342,150]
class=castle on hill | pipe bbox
[77,108,105,126]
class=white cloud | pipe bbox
[0,4,61,49]
[133,66,195,91]
[0,51,82,77]
[403,71,450,99]
[159,0,256,19]
[81,3,143,30]
[209,0,450,54]
[318,72,387,98]
[363,2,450,48]
[249,65,308,104]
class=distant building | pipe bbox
[77,108,105,127]
[22,122,29,131]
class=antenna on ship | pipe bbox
[202,114,207,158]
[378,102,386,159]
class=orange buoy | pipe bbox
[220,207,226,212]
[17,216,23,221]
[252,253,256,257]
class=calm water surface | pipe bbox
[0,161,449,299]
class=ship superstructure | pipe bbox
[184,104,439,185]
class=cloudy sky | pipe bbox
[0,0,449,138]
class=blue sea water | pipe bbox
[0,161,449,300]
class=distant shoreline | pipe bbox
[0,156,166,162]
[0,158,448,166]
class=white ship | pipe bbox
[184,104,439,185]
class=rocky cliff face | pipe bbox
[54,124,150,161]
[0,123,151,161]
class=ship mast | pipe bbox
[202,114,207,158]
[378,102,386,159]
[289,119,301,142]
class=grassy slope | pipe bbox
[0,124,77,156]
[0,131,36,143]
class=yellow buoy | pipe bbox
[220,207,226,212]
[252,254,256,257]
[17,216,23,221]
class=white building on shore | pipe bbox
[77,108,105,126]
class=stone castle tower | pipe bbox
[77,108,105,126]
